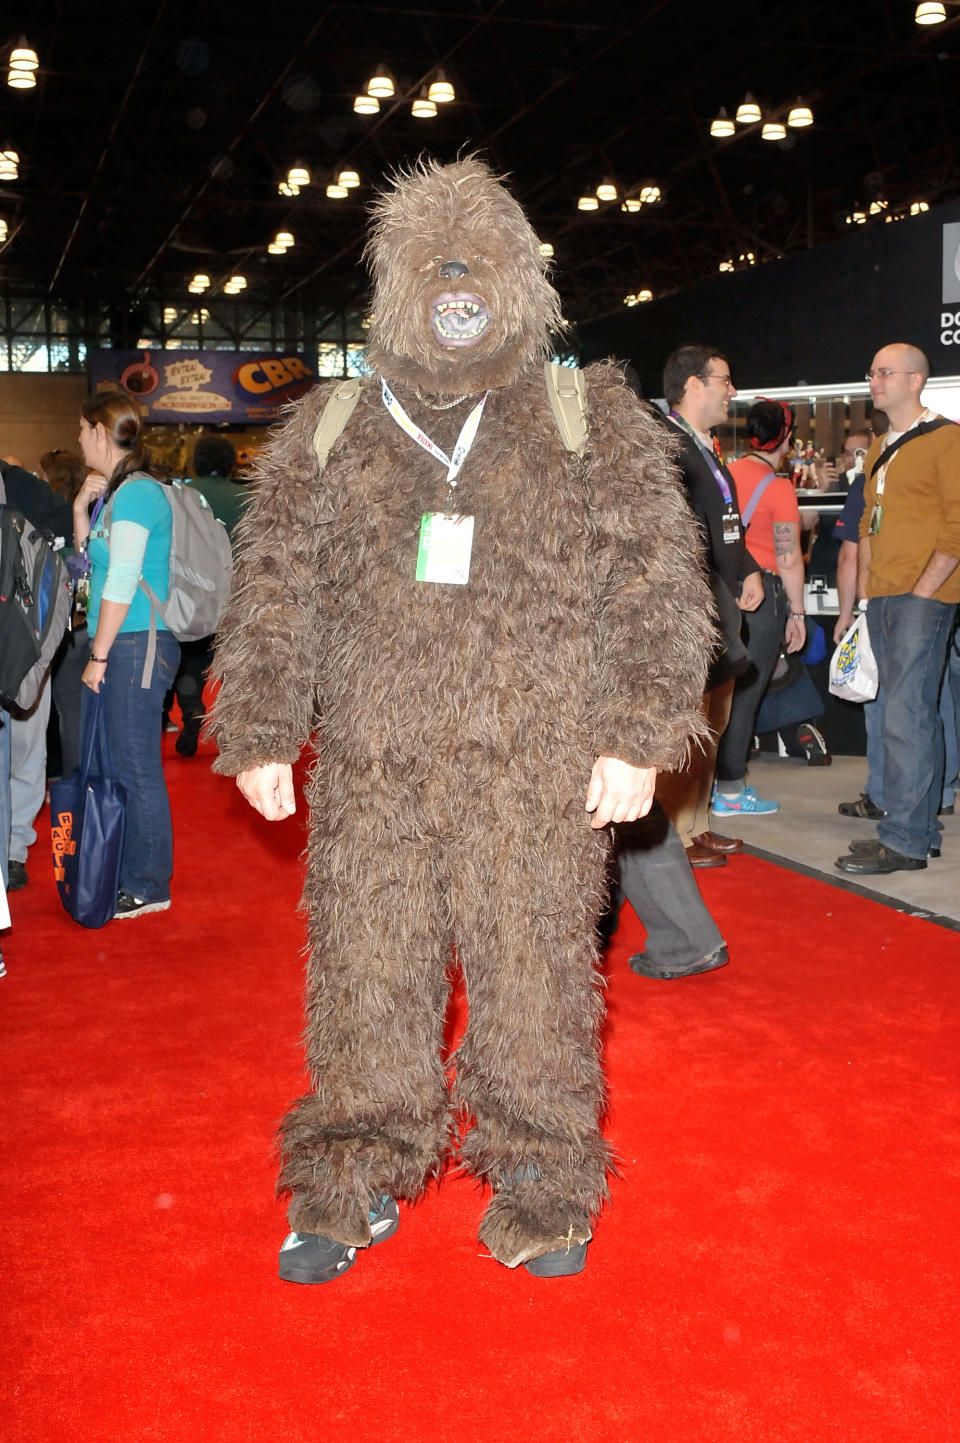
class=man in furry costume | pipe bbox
[210,157,713,1280]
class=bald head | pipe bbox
[868,342,929,428]
[887,342,930,383]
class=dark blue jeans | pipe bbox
[715,573,787,785]
[868,593,957,860]
[80,630,180,902]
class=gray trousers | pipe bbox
[609,801,724,969]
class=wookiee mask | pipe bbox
[363,156,563,397]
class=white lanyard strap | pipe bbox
[876,408,931,497]
[381,378,489,488]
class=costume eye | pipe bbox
[474,255,488,265]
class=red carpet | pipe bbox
[2,733,959,1443]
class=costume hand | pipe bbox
[738,571,764,612]
[585,756,656,830]
[833,612,854,644]
[237,763,296,820]
[784,616,806,653]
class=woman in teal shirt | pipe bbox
[73,391,179,920]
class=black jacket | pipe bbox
[0,461,75,546]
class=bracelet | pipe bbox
[90,655,109,664]
[789,613,805,621]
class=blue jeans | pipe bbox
[80,630,180,902]
[868,594,957,859]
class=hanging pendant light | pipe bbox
[278,179,300,197]
[274,231,295,249]
[338,169,360,189]
[637,289,653,303]
[736,93,761,124]
[411,88,437,118]
[538,242,554,258]
[267,242,286,255]
[0,149,20,181]
[428,70,455,104]
[366,63,394,98]
[639,185,661,204]
[326,181,348,198]
[710,107,735,138]
[8,41,38,90]
[761,121,787,141]
[353,93,379,114]
[577,195,599,211]
[915,2,947,23]
[287,164,310,188]
[787,99,814,128]
[621,197,642,213]
[596,178,618,202]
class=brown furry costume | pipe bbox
[210,158,713,1268]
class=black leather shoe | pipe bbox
[835,844,926,874]
[629,944,729,980]
[847,837,941,860]
[838,793,886,819]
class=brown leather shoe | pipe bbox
[691,830,743,854]
[687,842,728,868]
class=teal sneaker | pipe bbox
[711,786,779,816]
[278,1193,399,1284]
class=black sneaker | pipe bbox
[629,943,729,981]
[796,723,831,767]
[175,718,202,757]
[114,891,172,920]
[6,860,27,891]
[278,1193,399,1284]
[838,793,885,819]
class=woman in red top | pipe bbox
[712,401,809,817]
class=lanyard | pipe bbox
[669,410,733,505]
[875,408,931,497]
[381,378,489,500]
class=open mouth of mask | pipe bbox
[430,292,492,347]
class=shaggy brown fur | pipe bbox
[210,157,714,1267]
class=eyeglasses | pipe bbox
[865,368,919,381]
[699,371,734,389]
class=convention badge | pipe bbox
[416,512,475,585]
[868,504,883,535]
[721,506,742,544]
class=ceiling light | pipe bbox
[538,242,554,258]
[787,100,814,128]
[190,309,210,324]
[287,164,310,188]
[845,211,867,225]
[736,93,761,125]
[191,273,210,289]
[411,89,437,118]
[162,307,177,324]
[719,259,735,272]
[577,195,599,211]
[915,2,947,22]
[228,276,246,289]
[868,199,888,215]
[738,251,756,265]
[596,179,618,202]
[9,44,39,72]
[353,93,379,114]
[621,197,642,213]
[710,107,735,138]
[761,121,787,141]
[0,149,20,181]
[274,231,294,248]
[428,70,455,104]
[637,289,653,302]
[267,242,286,255]
[910,200,931,213]
[367,63,394,98]
[623,294,638,307]
[338,169,360,189]
[326,182,348,198]
[278,180,300,197]
[639,185,661,204]
[0,219,7,242]
[7,67,35,90]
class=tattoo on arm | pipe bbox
[774,522,797,563]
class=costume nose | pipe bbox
[438,260,469,280]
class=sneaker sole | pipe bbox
[710,804,779,816]
[114,899,172,920]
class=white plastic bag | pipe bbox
[828,612,879,702]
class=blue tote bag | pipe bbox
[50,690,126,928]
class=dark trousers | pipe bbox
[173,635,215,724]
[715,573,786,784]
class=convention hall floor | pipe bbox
[731,752,960,930]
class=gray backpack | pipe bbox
[103,476,233,685]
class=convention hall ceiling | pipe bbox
[1,0,958,330]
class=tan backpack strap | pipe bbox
[544,360,588,455]
[312,377,363,471]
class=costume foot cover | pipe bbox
[481,1164,592,1277]
[278,1193,399,1284]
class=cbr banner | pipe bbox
[89,348,317,423]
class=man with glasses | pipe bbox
[655,345,763,866]
[836,343,960,875]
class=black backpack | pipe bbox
[0,476,73,711]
